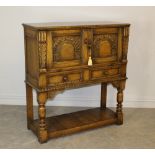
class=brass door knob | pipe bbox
[84,39,92,48]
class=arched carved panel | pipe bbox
[53,36,81,62]
[59,43,74,60]
[99,40,111,57]
[93,34,118,58]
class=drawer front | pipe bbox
[48,70,83,86]
[91,68,120,80]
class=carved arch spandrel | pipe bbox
[47,90,65,99]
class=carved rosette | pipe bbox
[93,34,118,58]
[38,31,47,68]
[122,27,129,60]
[47,90,65,99]
[53,36,81,61]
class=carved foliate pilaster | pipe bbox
[122,27,129,61]
[38,31,47,69]
[47,90,65,99]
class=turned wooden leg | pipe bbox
[100,83,107,110]
[37,92,48,143]
[116,88,123,125]
[26,83,34,129]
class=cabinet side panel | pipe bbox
[24,28,39,87]
[120,26,130,78]
[117,28,123,62]
[122,26,130,61]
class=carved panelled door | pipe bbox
[47,29,84,68]
[91,28,123,64]
[46,28,123,69]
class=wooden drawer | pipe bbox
[91,67,120,80]
[47,70,83,86]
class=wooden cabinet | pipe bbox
[23,22,130,143]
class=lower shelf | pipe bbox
[30,108,118,140]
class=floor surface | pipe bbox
[0,105,155,149]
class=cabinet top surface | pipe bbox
[23,21,130,30]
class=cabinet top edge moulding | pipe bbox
[22,21,130,30]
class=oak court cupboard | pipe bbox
[23,22,130,143]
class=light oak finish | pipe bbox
[23,22,130,143]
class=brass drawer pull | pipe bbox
[102,71,108,76]
[63,76,68,82]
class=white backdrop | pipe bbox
[0,6,155,108]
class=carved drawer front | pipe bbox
[91,67,120,80]
[92,28,121,64]
[50,29,82,68]
[47,70,83,86]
